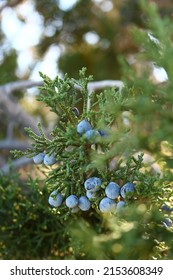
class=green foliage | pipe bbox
[118,1,173,171]
[0,171,173,260]
[0,171,76,260]
[10,63,173,259]
[69,205,173,260]
[0,50,18,84]
[12,67,169,214]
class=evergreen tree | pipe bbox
[1,0,173,260]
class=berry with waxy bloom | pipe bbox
[105,182,120,199]
[78,196,91,211]
[44,153,57,166]
[86,190,98,199]
[84,129,100,142]
[116,201,126,211]
[99,197,116,213]
[48,190,63,208]
[120,182,135,198]
[65,195,78,208]
[84,177,102,191]
[33,152,45,164]
[77,119,92,135]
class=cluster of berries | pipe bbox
[32,119,173,225]
[161,204,173,213]
[84,177,135,213]
[32,119,136,214]
[33,152,57,166]
[32,119,105,166]
[77,119,107,141]
[48,191,91,213]
[161,204,173,228]
[48,176,136,214]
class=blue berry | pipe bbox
[99,197,116,213]
[44,153,57,166]
[105,182,120,199]
[162,218,172,227]
[84,177,102,191]
[71,206,80,213]
[84,129,100,142]
[73,107,80,117]
[161,204,171,212]
[78,196,91,211]
[77,119,92,135]
[86,190,98,199]
[33,152,45,164]
[120,182,135,199]
[48,190,63,208]
[116,201,126,211]
[99,130,108,137]
[65,195,78,208]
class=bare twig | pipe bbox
[0,79,123,95]
[0,80,46,134]
[0,92,41,134]
[88,80,123,92]
[1,156,33,175]
[87,80,123,111]
[0,139,31,150]
[0,80,43,95]
[0,79,123,132]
